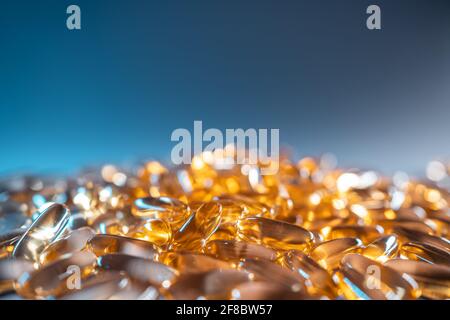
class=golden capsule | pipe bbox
[57,271,130,300]
[237,217,314,251]
[326,225,383,244]
[97,253,178,287]
[172,202,222,251]
[0,258,35,294]
[91,210,139,236]
[238,258,305,291]
[400,242,450,265]
[384,259,450,299]
[378,220,434,235]
[394,227,450,251]
[132,196,189,229]
[39,227,96,265]
[229,281,313,300]
[16,251,97,299]
[13,203,71,262]
[310,238,363,271]
[0,229,23,259]
[278,250,337,298]
[159,251,233,274]
[127,219,172,246]
[167,269,251,300]
[204,240,279,262]
[360,235,399,263]
[87,234,159,260]
[335,253,420,300]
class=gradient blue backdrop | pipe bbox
[1,0,449,175]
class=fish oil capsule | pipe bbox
[0,258,34,294]
[132,196,190,230]
[238,258,305,291]
[237,217,314,251]
[91,210,139,236]
[57,271,131,300]
[326,225,383,244]
[16,251,97,299]
[230,281,313,300]
[0,201,29,238]
[394,227,450,251]
[279,250,337,298]
[384,259,450,299]
[310,238,363,271]
[159,251,233,274]
[400,242,450,265]
[205,240,279,262]
[87,234,159,260]
[13,203,71,262]
[218,194,271,217]
[335,253,420,300]
[378,220,434,235]
[167,269,252,300]
[360,235,399,263]
[172,202,222,251]
[39,227,96,265]
[127,219,172,246]
[0,229,24,259]
[97,253,178,287]
[426,212,450,237]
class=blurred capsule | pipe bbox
[0,201,29,238]
[0,229,24,259]
[13,203,71,262]
[87,234,159,260]
[326,225,383,244]
[167,269,251,300]
[335,253,420,300]
[279,250,337,298]
[384,259,450,299]
[16,251,97,299]
[400,242,450,265]
[310,238,363,271]
[237,217,314,251]
[378,220,434,235]
[394,227,450,251]
[39,227,96,265]
[97,253,178,287]
[159,252,232,274]
[0,258,35,294]
[361,235,399,263]
[205,240,279,262]
[230,281,313,300]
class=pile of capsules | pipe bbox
[0,152,449,300]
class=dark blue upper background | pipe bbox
[1,0,449,175]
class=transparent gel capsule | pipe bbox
[278,250,337,298]
[326,225,383,244]
[0,258,35,294]
[39,227,96,265]
[384,259,450,299]
[238,258,305,291]
[97,253,178,287]
[400,242,450,265]
[0,201,29,237]
[87,234,159,260]
[229,281,313,300]
[172,202,222,251]
[127,219,172,246]
[237,217,314,251]
[16,251,97,299]
[132,196,189,230]
[0,229,24,259]
[159,251,233,274]
[361,235,399,263]
[377,220,434,235]
[394,227,450,252]
[167,269,251,300]
[310,238,363,271]
[204,240,279,262]
[57,271,130,300]
[13,203,71,262]
[335,253,420,300]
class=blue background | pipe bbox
[1,0,449,175]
